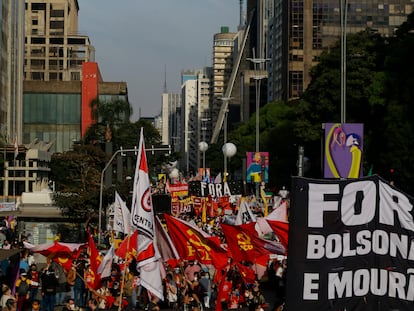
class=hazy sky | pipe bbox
[77,1,240,121]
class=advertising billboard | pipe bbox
[324,123,364,178]
[246,152,269,183]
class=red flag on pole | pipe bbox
[164,213,228,270]
[221,222,286,263]
[87,233,101,290]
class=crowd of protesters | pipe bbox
[0,185,288,311]
[0,252,286,311]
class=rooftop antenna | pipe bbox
[163,64,168,93]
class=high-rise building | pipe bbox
[212,27,237,122]
[268,0,414,102]
[24,0,93,82]
[180,68,213,175]
[160,92,181,148]
[0,0,25,143]
[22,0,129,153]
[211,1,269,144]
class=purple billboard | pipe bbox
[324,123,364,178]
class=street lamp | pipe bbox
[219,97,232,179]
[222,142,237,181]
[247,57,270,152]
[340,0,348,124]
[198,141,209,178]
[98,146,171,246]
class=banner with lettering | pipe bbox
[188,181,244,197]
[286,175,414,310]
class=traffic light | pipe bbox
[389,168,395,186]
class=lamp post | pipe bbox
[222,142,237,181]
[98,146,171,246]
[219,97,232,178]
[198,141,208,178]
[340,0,348,124]
[247,57,270,152]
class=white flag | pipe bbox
[131,128,155,237]
[113,192,131,235]
[235,198,257,225]
[266,200,288,223]
[97,245,114,279]
[130,128,163,300]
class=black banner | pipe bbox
[287,175,414,310]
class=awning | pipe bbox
[0,249,21,261]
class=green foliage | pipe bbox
[225,18,414,194]
[50,144,106,219]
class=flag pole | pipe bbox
[118,232,132,311]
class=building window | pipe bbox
[71,72,81,80]
[50,21,64,29]
[31,72,44,80]
[50,10,64,17]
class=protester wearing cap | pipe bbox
[15,270,32,311]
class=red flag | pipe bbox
[23,241,84,272]
[236,262,256,284]
[115,230,138,260]
[155,215,180,262]
[216,270,232,311]
[266,220,289,252]
[221,222,285,263]
[164,213,228,270]
[87,233,101,290]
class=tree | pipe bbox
[50,144,106,219]
[84,98,132,145]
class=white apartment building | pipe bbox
[180,68,213,176]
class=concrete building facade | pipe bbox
[160,92,181,150]
[0,0,25,144]
[24,0,93,82]
[180,68,213,175]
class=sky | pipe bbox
[77,1,241,121]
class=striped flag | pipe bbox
[130,128,163,300]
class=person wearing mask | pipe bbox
[185,272,203,310]
[62,297,78,311]
[184,261,201,282]
[165,273,178,309]
[28,264,40,303]
[50,261,68,306]
[41,266,58,311]
[198,271,211,309]
[15,271,32,311]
